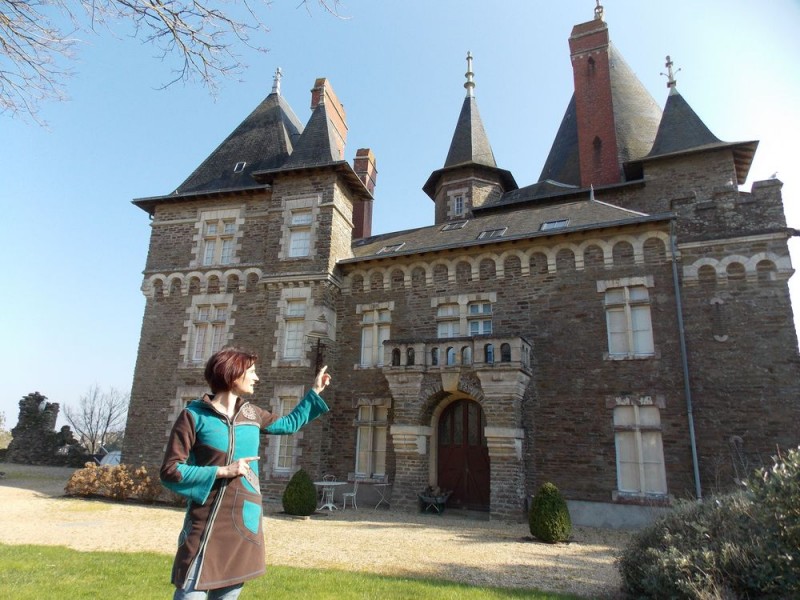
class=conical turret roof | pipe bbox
[538,44,661,186]
[281,99,344,169]
[443,95,497,168]
[175,79,304,195]
[423,53,516,199]
[639,75,757,184]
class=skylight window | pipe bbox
[376,242,405,254]
[441,220,468,232]
[540,218,569,231]
[477,227,507,240]
[233,161,246,173]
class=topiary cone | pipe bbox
[282,468,318,516]
[529,481,572,543]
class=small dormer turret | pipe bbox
[423,53,516,225]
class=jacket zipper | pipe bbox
[194,405,238,586]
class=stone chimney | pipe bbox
[310,78,348,160]
[568,11,621,187]
[352,148,377,239]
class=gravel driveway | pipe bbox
[0,463,630,598]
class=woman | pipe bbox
[160,347,331,599]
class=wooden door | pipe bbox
[437,399,490,511]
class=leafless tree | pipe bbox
[0,0,342,122]
[64,385,129,455]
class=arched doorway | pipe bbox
[437,399,490,511]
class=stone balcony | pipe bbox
[381,335,533,376]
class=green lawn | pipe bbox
[0,544,579,599]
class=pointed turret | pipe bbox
[282,78,348,169]
[442,52,497,169]
[175,68,304,195]
[539,4,662,187]
[424,53,516,224]
[638,56,757,184]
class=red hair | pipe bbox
[204,348,258,393]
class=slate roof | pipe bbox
[423,95,517,198]
[343,194,666,264]
[537,44,662,187]
[280,99,344,169]
[537,95,580,186]
[175,92,303,195]
[636,87,757,184]
[444,96,497,168]
[251,95,373,200]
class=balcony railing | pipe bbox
[382,336,532,374]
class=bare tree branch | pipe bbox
[64,384,129,455]
[0,0,341,122]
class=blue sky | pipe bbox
[2,0,798,429]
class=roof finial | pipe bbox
[464,51,475,98]
[660,55,680,93]
[272,67,283,95]
[594,1,604,20]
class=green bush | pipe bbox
[282,468,317,516]
[529,482,571,543]
[618,446,800,599]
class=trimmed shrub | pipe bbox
[529,482,572,543]
[618,446,800,599]
[282,468,317,516]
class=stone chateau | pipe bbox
[124,6,799,525]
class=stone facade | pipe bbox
[124,11,799,525]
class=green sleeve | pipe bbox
[265,389,329,435]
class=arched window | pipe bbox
[406,348,415,366]
[431,347,439,366]
[461,346,472,365]
[484,343,494,364]
[446,347,456,366]
[391,348,401,366]
[500,343,511,362]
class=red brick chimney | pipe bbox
[568,11,621,187]
[352,148,376,239]
[310,78,348,160]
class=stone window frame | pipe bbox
[263,384,306,480]
[180,293,235,367]
[431,292,496,339]
[190,208,244,268]
[597,276,656,360]
[279,195,320,261]
[607,394,669,502]
[356,301,394,368]
[272,287,313,367]
[447,187,468,219]
[353,398,390,478]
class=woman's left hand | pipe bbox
[313,365,332,394]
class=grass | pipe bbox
[0,544,580,599]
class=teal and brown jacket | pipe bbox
[160,390,329,590]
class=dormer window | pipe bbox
[441,220,468,232]
[377,242,405,254]
[477,227,506,240]
[540,218,569,231]
[233,161,246,173]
